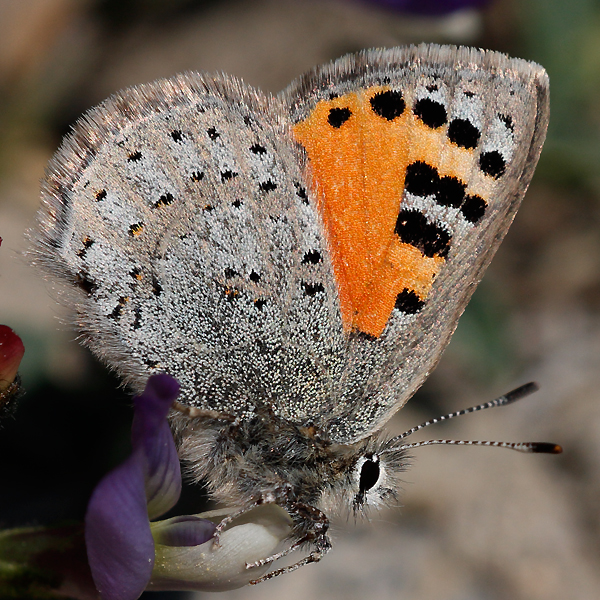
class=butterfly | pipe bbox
[32,44,551,580]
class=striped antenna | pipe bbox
[381,382,562,455]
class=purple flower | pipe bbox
[84,374,195,599]
[357,0,490,15]
[85,375,292,599]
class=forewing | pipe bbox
[282,44,549,442]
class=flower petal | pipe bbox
[148,505,293,592]
[85,374,183,600]
[151,516,216,547]
[85,449,154,600]
[131,374,182,519]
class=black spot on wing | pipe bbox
[447,118,480,149]
[436,176,466,209]
[132,306,142,330]
[221,170,238,182]
[413,98,447,129]
[479,151,506,178]
[498,113,514,133]
[153,192,174,208]
[108,296,129,320]
[405,161,438,197]
[294,182,309,204]
[77,237,94,258]
[395,209,451,259]
[129,222,144,236]
[250,143,267,154]
[127,151,142,162]
[151,275,163,296]
[301,250,322,264]
[328,107,352,128]
[370,90,405,121]
[395,289,425,313]
[259,179,277,192]
[301,281,325,296]
[461,194,487,223]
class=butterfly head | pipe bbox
[317,435,410,518]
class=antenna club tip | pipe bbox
[517,381,540,395]
[503,381,540,404]
[532,442,563,454]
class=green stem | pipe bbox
[0,524,99,599]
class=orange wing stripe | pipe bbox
[293,86,459,337]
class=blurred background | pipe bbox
[1,0,599,599]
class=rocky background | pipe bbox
[1,1,599,599]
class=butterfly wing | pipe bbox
[281,44,549,442]
[33,73,350,421]
[33,45,549,446]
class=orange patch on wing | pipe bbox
[293,86,449,337]
[353,242,444,336]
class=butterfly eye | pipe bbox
[358,454,380,495]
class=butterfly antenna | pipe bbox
[381,382,562,455]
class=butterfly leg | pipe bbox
[248,534,332,584]
[245,538,304,568]
[212,489,283,547]
[245,499,331,582]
